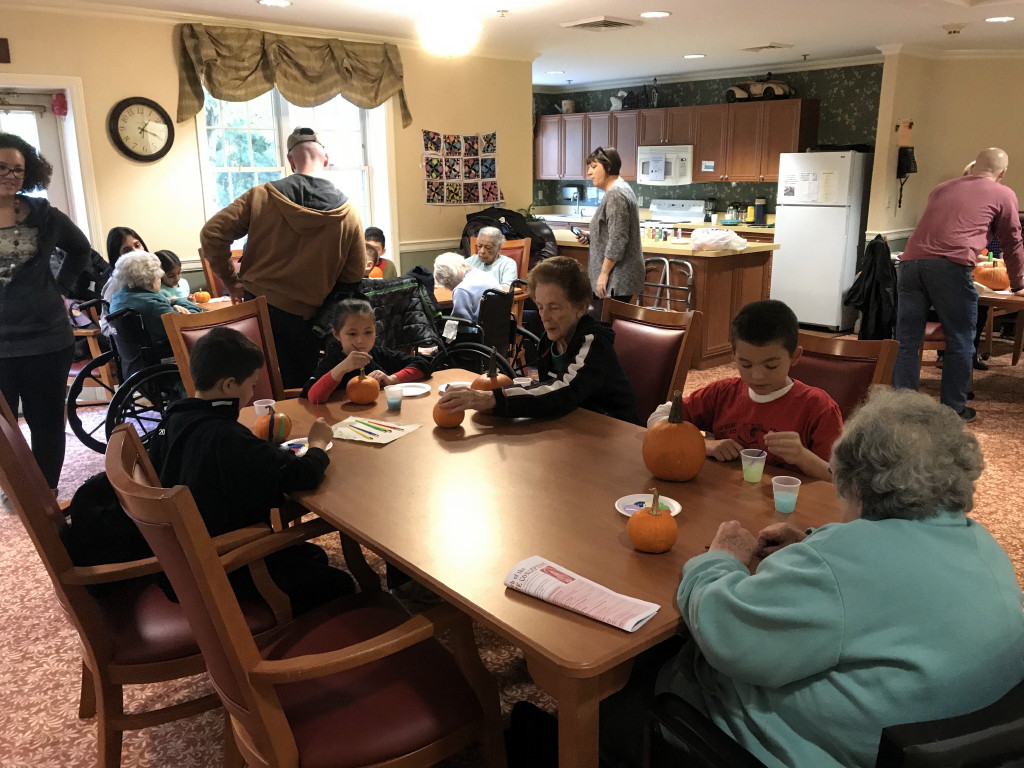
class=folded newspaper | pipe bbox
[504,555,660,632]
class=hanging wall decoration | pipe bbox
[422,129,502,206]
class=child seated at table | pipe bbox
[148,327,354,614]
[155,249,191,303]
[302,298,431,404]
[648,299,842,480]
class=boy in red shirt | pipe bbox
[648,299,842,480]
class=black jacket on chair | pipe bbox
[846,235,898,340]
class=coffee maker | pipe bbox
[703,197,717,223]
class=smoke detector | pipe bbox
[741,42,795,53]
[943,22,967,34]
[560,16,642,31]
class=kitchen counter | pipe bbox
[553,228,778,257]
[535,206,776,236]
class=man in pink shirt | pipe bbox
[893,147,1024,422]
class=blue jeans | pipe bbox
[892,258,977,413]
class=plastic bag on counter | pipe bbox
[690,228,749,251]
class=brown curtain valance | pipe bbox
[176,23,412,127]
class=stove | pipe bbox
[648,199,707,224]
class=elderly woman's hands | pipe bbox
[756,523,807,558]
[438,387,495,413]
[709,521,758,567]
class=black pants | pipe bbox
[246,293,321,390]
[0,344,75,489]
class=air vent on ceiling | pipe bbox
[741,42,795,53]
[560,16,642,31]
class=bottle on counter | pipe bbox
[754,198,767,226]
[745,205,756,224]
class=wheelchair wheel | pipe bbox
[440,341,516,378]
[67,350,118,453]
[104,363,184,448]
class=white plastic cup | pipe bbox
[384,385,403,411]
[772,476,802,514]
[253,399,276,416]
[740,449,767,483]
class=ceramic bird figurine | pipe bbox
[610,90,627,111]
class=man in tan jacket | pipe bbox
[200,127,365,387]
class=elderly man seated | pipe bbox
[433,251,499,323]
[467,226,519,290]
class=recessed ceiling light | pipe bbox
[640,11,671,19]
[546,70,565,75]
[258,0,292,6]
[985,16,1014,22]
[683,53,706,59]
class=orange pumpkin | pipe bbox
[627,487,678,554]
[253,410,292,443]
[346,368,380,404]
[974,258,1010,291]
[193,290,211,303]
[642,390,706,481]
[432,400,465,428]
[471,348,513,391]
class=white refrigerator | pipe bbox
[772,151,871,330]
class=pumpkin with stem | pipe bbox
[627,487,678,553]
[346,368,380,404]
[643,390,706,482]
[192,290,211,303]
[973,258,1011,291]
[253,408,292,444]
[471,348,513,391]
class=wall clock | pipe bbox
[107,97,174,162]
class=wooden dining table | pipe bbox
[239,369,843,768]
[978,290,1024,366]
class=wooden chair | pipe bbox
[66,298,116,405]
[161,295,296,404]
[200,249,242,297]
[106,425,506,768]
[600,299,704,423]
[917,321,945,369]
[789,334,898,419]
[470,236,531,282]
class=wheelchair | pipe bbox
[66,300,184,453]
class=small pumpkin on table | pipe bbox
[346,367,381,404]
[627,487,678,553]
[192,289,212,304]
[642,390,706,481]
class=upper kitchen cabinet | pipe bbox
[586,112,611,157]
[639,106,695,146]
[759,99,819,180]
[612,111,638,180]
[724,102,764,181]
[693,105,729,182]
[534,113,586,180]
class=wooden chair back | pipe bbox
[600,300,704,423]
[161,295,288,404]
[470,236,531,281]
[200,249,242,297]
[66,298,116,404]
[790,333,898,419]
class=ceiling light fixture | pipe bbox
[985,15,1015,22]
[683,53,706,59]
[417,15,482,57]
[546,70,565,75]
[640,11,671,18]
[258,0,292,7]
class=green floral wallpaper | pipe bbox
[533,63,883,212]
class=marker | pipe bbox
[346,423,376,438]
[356,419,388,433]
[363,418,404,431]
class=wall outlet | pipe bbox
[638,196,645,207]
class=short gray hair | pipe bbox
[830,388,983,521]
[477,226,505,248]
[111,251,163,290]
[433,252,469,290]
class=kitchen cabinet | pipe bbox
[533,113,586,180]
[638,106,695,146]
[725,102,764,181]
[759,99,819,180]
[586,112,610,157]
[693,105,729,182]
[612,111,638,180]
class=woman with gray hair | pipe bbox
[640,387,1024,768]
[467,225,518,289]
[108,252,201,363]
[432,251,498,322]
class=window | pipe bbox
[200,90,373,227]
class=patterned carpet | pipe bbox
[2,340,1023,766]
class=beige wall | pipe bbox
[868,51,1024,238]
[1,6,534,274]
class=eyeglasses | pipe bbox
[0,163,26,178]
[591,147,610,163]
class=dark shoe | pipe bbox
[958,406,977,423]
[973,356,989,371]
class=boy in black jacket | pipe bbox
[148,327,353,613]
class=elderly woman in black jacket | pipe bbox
[0,132,91,490]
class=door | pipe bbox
[693,105,728,181]
[586,112,611,157]
[0,94,73,217]
[725,102,763,182]
[759,100,802,181]
[612,111,638,180]
[665,106,695,145]
[638,109,667,146]
[561,114,586,180]
[534,115,563,180]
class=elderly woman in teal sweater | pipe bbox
[654,388,1024,768]
[108,252,201,367]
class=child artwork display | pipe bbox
[422,129,503,206]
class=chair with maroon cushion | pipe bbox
[918,321,945,369]
[789,334,898,419]
[601,299,704,423]
[106,425,506,768]
[162,294,296,404]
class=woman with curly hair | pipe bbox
[0,132,91,491]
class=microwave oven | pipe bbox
[637,145,693,186]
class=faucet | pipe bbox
[571,190,580,217]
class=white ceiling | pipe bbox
[51,0,1024,87]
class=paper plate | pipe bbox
[615,494,681,518]
[280,438,333,458]
[399,382,431,397]
[439,381,472,394]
